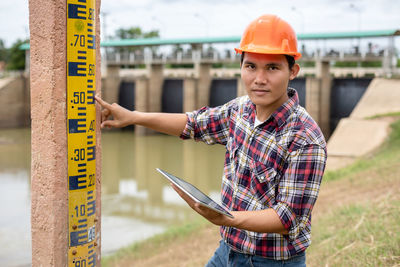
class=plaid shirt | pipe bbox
[180,88,327,260]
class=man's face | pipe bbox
[241,52,299,117]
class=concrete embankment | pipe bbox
[0,75,30,128]
[326,78,400,170]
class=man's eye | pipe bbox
[268,66,278,70]
[245,64,255,69]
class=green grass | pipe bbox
[299,61,316,68]
[102,219,208,267]
[366,111,400,120]
[334,61,359,68]
[308,118,400,266]
[333,61,382,68]
[212,62,241,69]
[308,198,400,266]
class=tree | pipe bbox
[112,27,160,55]
[114,27,159,40]
[0,39,8,62]
[7,39,28,71]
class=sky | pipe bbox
[0,0,399,48]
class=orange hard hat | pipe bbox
[235,14,301,60]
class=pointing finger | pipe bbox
[95,96,112,109]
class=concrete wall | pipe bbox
[0,75,30,128]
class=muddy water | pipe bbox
[0,128,226,266]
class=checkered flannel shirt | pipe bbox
[180,88,327,260]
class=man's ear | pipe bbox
[289,63,300,80]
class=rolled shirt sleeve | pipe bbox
[180,99,238,145]
[272,144,327,242]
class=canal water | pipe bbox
[0,128,226,266]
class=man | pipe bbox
[96,14,327,266]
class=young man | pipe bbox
[96,14,327,266]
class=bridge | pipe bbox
[20,29,400,76]
[5,29,400,138]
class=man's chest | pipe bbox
[227,117,291,172]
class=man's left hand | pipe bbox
[170,183,234,226]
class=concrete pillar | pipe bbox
[135,77,149,135]
[148,63,164,112]
[29,0,101,265]
[196,63,212,108]
[305,77,321,123]
[102,65,120,104]
[30,1,69,264]
[183,77,197,112]
[306,60,331,139]
[383,36,396,77]
[316,60,332,139]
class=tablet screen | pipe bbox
[156,168,233,218]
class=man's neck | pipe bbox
[255,95,289,122]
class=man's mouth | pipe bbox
[252,89,271,93]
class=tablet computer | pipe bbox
[156,168,234,219]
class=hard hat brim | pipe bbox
[234,47,302,60]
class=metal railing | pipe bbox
[103,47,396,65]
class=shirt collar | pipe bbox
[271,87,299,128]
[244,87,299,128]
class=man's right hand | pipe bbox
[95,96,135,129]
[95,95,188,136]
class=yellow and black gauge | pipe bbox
[67,0,97,266]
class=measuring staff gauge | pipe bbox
[67,0,97,266]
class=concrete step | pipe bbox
[350,78,400,119]
[326,78,400,171]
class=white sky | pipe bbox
[0,0,399,49]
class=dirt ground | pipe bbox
[110,157,400,267]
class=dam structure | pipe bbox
[97,29,399,137]
[3,29,400,138]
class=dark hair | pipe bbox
[240,52,295,70]
[285,55,295,70]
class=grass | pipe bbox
[103,117,400,267]
[308,118,400,266]
[366,111,400,120]
[308,197,400,266]
[102,219,208,267]
[333,61,383,68]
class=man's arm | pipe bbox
[171,184,288,234]
[95,96,187,136]
[229,209,289,234]
[171,143,326,236]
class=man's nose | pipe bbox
[254,70,267,85]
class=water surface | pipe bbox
[0,128,226,266]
